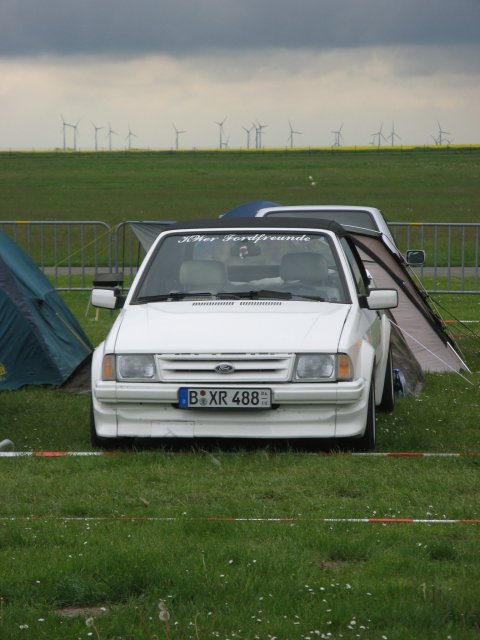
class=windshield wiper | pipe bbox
[134,289,325,304]
[290,293,326,301]
[134,292,218,303]
[236,289,324,301]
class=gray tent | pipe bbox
[351,232,467,375]
[127,222,174,254]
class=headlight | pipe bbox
[294,354,353,382]
[102,355,157,381]
[117,355,156,380]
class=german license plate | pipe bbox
[179,387,272,409]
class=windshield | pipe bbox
[263,209,379,231]
[133,230,348,303]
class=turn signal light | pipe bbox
[102,355,115,381]
[337,354,353,381]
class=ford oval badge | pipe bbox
[215,362,235,374]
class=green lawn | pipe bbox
[0,150,479,639]
[1,293,479,639]
[1,394,479,639]
[1,147,479,225]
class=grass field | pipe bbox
[1,147,479,225]
[1,149,480,639]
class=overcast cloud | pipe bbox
[1,0,479,149]
[2,0,479,56]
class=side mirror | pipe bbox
[365,288,398,310]
[406,249,425,266]
[91,288,125,310]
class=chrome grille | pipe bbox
[157,353,293,382]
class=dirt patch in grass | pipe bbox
[56,606,109,618]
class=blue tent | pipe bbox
[0,231,93,390]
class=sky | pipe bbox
[1,0,479,151]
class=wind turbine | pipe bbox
[126,126,137,151]
[370,123,387,148]
[287,120,302,149]
[107,124,118,151]
[71,121,79,151]
[436,121,452,145]
[331,124,344,148]
[91,122,104,151]
[255,121,267,149]
[215,117,227,149]
[61,116,75,150]
[61,116,68,150]
[241,124,254,149]
[173,124,186,151]
[387,122,401,147]
[388,122,401,147]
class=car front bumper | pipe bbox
[92,379,369,440]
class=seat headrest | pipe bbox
[179,260,227,289]
[280,252,328,284]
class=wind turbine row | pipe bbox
[367,121,452,148]
[237,121,268,150]
[59,117,454,151]
[60,118,139,151]
[216,118,269,150]
[368,122,401,148]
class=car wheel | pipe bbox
[378,346,395,413]
[90,400,129,450]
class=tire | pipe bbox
[378,346,395,413]
[90,399,129,450]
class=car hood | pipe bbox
[109,301,351,353]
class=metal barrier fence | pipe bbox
[390,223,480,294]
[0,221,112,290]
[1,220,479,294]
[0,220,170,290]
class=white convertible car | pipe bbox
[223,203,401,257]
[91,218,398,450]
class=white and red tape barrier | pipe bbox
[0,451,478,458]
[0,515,479,524]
